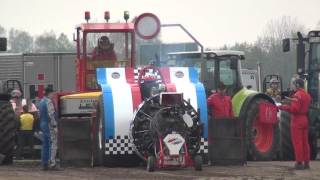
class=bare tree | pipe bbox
[225,16,305,89]
[9,28,33,53]
[57,33,75,52]
[0,25,6,37]
[256,16,305,89]
[34,31,58,52]
[257,16,305,52]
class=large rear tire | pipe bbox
[245,98,279,160]
[279,111,294,160]
[194,155,202,171]
[0,102,18,165]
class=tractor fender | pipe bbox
[238,93,275,119]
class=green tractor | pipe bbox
[167,50,279,160]
[282,31,320,160]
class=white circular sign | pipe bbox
[135,13,161,39]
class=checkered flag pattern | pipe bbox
[105,135,134,155]
[105,136,208,156]
[199,137,208,154]
[134,68,162,83]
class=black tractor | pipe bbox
[282,31,320,160]
[0,38,21,164]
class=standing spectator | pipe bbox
[16,105,35,160]
[39,87,58,170]
[207,82,233,119]
[266,78,281,101]
[10,89,23,116]
[278,78,311,170]
[10,89,38,116]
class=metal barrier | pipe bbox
[208,117,246,165]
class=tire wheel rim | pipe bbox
[98,106,103,150]
[252,116,274,153]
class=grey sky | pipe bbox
[0,0,319,48]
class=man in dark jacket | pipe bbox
[278,78,311,170]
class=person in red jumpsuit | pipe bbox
[207,82,233,119]
[92,36,117,61]
[278,78,311,170]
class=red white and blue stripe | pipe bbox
[97,67,208,147]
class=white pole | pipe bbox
[257,62,262,92]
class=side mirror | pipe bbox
[282,38,290,52]
[0,38,7,51]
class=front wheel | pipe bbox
[147,156,156,172]
[194,155,202,171]
[245,98,279,160]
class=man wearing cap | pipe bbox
[39,87,58,170]
[10,89,38,116]
[278,78,311,170]
[266,78,281,101]
[207,82,233,119]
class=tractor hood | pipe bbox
[232,88,257,117]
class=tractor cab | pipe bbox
[167,50,245,96]
[75,12,135,91]
[74,11,160,92]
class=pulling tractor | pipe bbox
[281,31,320,160]
[58,12,206,170]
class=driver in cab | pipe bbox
[92,36,117,61]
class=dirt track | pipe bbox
[0,161,319,180]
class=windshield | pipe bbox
[166,54,241,95]
[86,32,132,62]
[219,59,237,86]
[84,32,133,90]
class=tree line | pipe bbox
[0,27,75,53]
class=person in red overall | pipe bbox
[207,82,233,119]
[92,36,117,61]
[278,78,311,170]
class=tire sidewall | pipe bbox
[245,98,279,160]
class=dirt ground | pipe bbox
[0,160,319,180]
